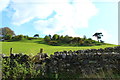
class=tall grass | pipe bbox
[2,58,41,80]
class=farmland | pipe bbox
[1,39,117,55]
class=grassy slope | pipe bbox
[1,39,118,55]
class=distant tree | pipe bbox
[59,35,64,41]
[43,34,104,46]
[17,35,24,40]
[52,34,59,40]
[83,35,87,40]
[72,37,81,43]
[63,35,71,43]
[0,27,15,36]
[84,39,91,46]
[44,35,51,42]
[12,35,24,41]
[88,38,92,40]
[80,40,84,46]
[93,32,103,42]
[24,35,29,39]
[12,36,19,41]
[4,35,12,40]
[48,34,52,39]
[34,34,39,38]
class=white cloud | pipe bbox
[11,2,54,25]
[0,0,10,12]
[10,0,98,36]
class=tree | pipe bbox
[48,34,52,39]
[88,38,92,40]
[80,40,84,46]
[63,35,72,43]
[71,37,80,44]
[0,27,15,36]
[24,35,29,39]
[44,35,51,42]
[34,34,39,38]
[59,35,64,41]
[93,32,103,42]
[84,39,91,46]
[4,35,12,40]
[12,35,24,41]
[17,35,24,40]
[52,34,59,40]
[83,35,87,40]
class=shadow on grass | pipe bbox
[34,41,47,44]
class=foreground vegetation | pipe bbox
[1,39,117,55]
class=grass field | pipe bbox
[1,39,118,56]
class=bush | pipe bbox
[4,35,12,40]
[24,36,29,39]
[10,35,24,41]
[2,53,41,79]
[48,41,59,46]
[44,35,51,42]
[28,37,38,40]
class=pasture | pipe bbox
[1,39,117,55]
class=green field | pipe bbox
[1,39,118,56]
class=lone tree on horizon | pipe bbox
[34,34,39,38]
[0,27,15,36]
[93,32,103,42]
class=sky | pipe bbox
[0,0,119,44]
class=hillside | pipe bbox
[1,39,117,55]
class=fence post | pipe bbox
[10,48,13,55]
[40,48,43,53]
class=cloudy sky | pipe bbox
[0,0,119,44]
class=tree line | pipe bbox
[0,27,38,41]
[0,27,104,46]
[44,34,104,46]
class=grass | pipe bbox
[1,39,118,55]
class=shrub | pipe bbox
[48,41,59,46]
[4,35,12,40]
[2,54,41,79]
[44,35,51,42]
[28,37,37,40]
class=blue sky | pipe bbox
[0,0,119,44]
